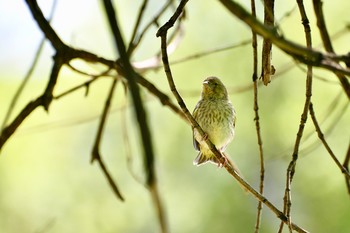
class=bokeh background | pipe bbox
[0,0,349,232]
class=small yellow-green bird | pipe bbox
[192,76,236,166]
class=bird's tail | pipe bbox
[193,152,220,166]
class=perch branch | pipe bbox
[157,1,307,232]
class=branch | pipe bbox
[251,0,265,232]
[343,144,350,195]
[309,103,350,179]
[127,0,149,55]
[102,0,167,232]
[0,96,43,150]
[25,0,65,50]
[157,1,308,232]
[312,0,350,99]
[1,0,57,132]
[260,0,275,85]
[218,0,350,98]
[0,59,63,151]
[280,1,313,231]
[91,79,124,201]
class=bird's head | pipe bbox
[201,76,228,100]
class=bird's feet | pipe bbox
[217,152,229,168]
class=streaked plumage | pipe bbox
[192,76,236,166]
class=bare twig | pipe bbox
[127,0,149,55]
[1,0,57,131]
[309,103,350,179]
[0,57,63,151]
[0,0,185,153]
[91,79,124,201]
[218,0,350,98]
[261,0,275,85]
[343,144,350,194]
[279,1,313,232]
[312,0,350,99]
[0,96,43,150]
[251,0,265,232]
[128,0,174,56]
[157,1,308,232]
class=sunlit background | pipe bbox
[0,0,349,232]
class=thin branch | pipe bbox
[170,39,252,66]
[261,0,275,85]
[279,1,313,232]
[91,79,124,201]
[25,0,65,51]
[1,0,58,131]
[157,1,308,232]
[343,144,350,194]
[251,0,265,232]
[309,103,350,179]
[312,0,350,99]
[0,58,63,151]
[218,0,350,98]
[128,0,174,56]
[120,101,144,184]
[0,96,44,150]
[102,0,167,232]
[127,0,149,55]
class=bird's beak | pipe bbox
[202,80,209,86]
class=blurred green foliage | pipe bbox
[0,0,349,233]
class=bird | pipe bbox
[192,76,236,167]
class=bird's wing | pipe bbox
[193,129,200,151]
[192,103,201,151]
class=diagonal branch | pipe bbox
[0,59,63,151]
[1,0,57,132]
[218,0,350,98]
[157,1,308,232]
[343,144,350,194]
[91,79,124,201]
[312,0,350,99]
[309,103,350,179]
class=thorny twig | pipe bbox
[157,1,307,232]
